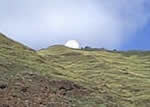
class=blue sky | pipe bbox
[0,0,150,50]
[122,21,150,50]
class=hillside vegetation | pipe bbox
[0,33,150,107]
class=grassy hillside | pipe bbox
[0,33,150,107]
[0,33,59,77]
[38,45,150,107]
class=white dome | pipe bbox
[65,40,80,49]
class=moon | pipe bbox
[65,40,80,49]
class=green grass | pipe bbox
[38,45,150,107]
[1,33,150,106]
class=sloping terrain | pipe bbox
[38,46,150,107]
[0,33,90,107]
[0,33,150,107]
